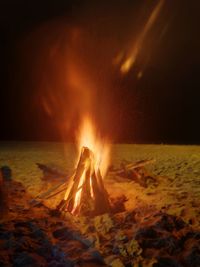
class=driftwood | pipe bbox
[109,159,155,175]
[35,180,67,200]
[36,163,67,178]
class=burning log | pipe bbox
[57,147,111,216]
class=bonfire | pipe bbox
[57,117,111,216]
[57,146,111,216]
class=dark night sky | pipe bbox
[0,0,200,144]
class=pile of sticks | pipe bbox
[31,155,155,214]
[57,147,111,216]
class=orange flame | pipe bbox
[120,0,165,74]
[63,115,110,215]
[76,115,110,177]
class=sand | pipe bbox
[0,142,200,224]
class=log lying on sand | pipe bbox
[109,159,156,175]
[37,181,67,199]
[57,147,111,216]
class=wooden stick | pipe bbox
[45,186,68,200]
[30,178,71,206]
[58,147,91,213]
[109,159,156,175]
[34,180,67,200]
[36,163,67,177]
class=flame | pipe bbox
[90,176,94,199]
[120,0,165,74]
[76,115,110,177]
[63,116,110,215]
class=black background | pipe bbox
[0,0,200,144]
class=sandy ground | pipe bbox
[0,142,200,225]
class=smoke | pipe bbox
[18,16,120,142]
[16,0,170,142]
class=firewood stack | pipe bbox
[57,147,111,216]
